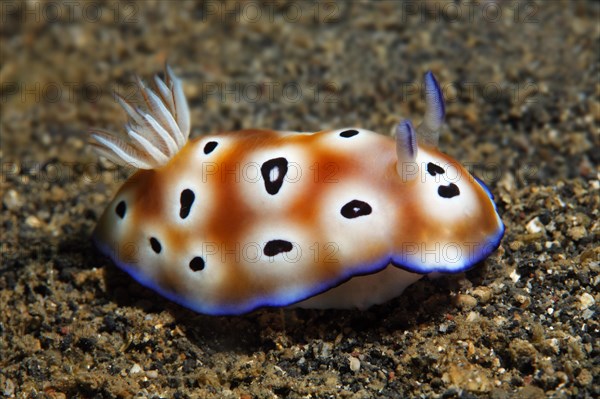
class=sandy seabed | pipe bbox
[1,1,598,398]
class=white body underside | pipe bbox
[294,264,423,310]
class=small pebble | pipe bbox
[3,189,22,211]
[466,311,480,322]
[456,294,478,310]
[581,309,594,320]
[129,363,143,375]
[509,270,521,283]
[318,342,333,359]
[146,370,159,379]
[567,226,587,241]
[471,287,493,304]
[25,215,43,228]
[2,379,15,397]
[576,369,593,387]
[578,293,595,310]
[348,356,361,372]
[526,217,544,234]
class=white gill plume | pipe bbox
[90,65,191,169]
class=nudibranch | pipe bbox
[91,66,504,315]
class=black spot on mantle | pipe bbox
[261,157,288,195]
[189,256,205,271]
[438,183,460,198]
[150,237,162,254]
[427,162,445,176]
[179,189,195,219]
[341,200,372,219]
[263,240,293,257]
[339,129,359,138]
[115,201,126,219]
[204,141,218,155]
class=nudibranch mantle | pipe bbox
[91,67,504,315]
